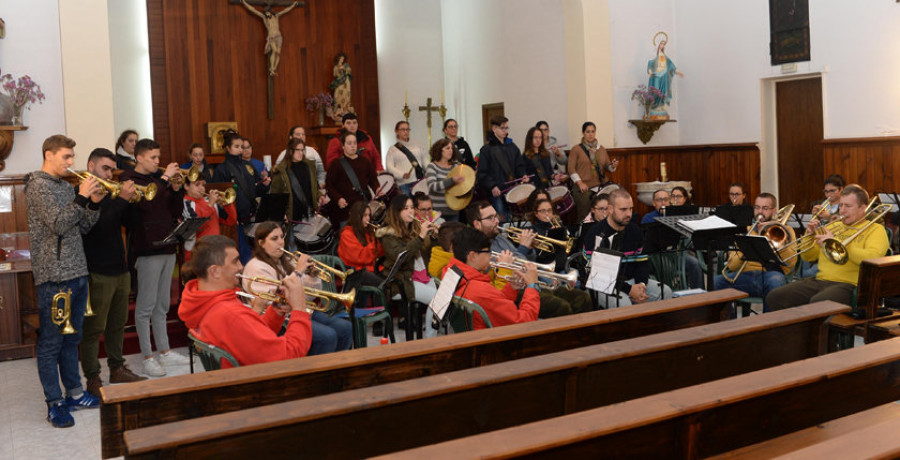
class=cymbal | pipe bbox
[446,189,474,211]
[447,164,476,197]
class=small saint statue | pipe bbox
[646,32,684,120]
[329,52,355,121]
[241,0,299,76]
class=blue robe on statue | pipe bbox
[647,53,677,115]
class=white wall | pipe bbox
[374,0,445,157]
[0,0,67,175]
[108,0,154,141]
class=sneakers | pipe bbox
[86,375,102,398]
[47,402,74,428]
[142,357,167,377]
[158,350,191,366]
[110,365,148,384]
[66,392,101,410]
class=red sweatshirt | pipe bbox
[182,195,238,260]
[444,258,540,330]
[337,225,383,272]
[325,129,383,171]
[178,279,312,368]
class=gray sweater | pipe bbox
[425,162,458,217]
[24,171,100,285]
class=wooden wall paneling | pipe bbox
[822,137,900,198]
[148,0,380,167]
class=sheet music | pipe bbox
[586,250,622,295]
[878,193,900,212]
[677,215,736,232]
[429,266,462,320]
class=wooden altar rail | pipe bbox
[100,289,744,458]
[606,142,760,215]
[122,301,846,459]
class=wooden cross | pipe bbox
[418,97,441,147]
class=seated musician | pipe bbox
[469,200,585,317]
[653,186,704,289]
[714,193,795,312]
[376,195,439,337]
[444,228,541,329]
[337,201,384,279]
[767,185,889,310]
[179,235,313,368]
[428,221,467,279]
[529,198,569,271]
[798,174,847,279]
[583,189,671,308]
[640,189,669,224]
[723,182,747,206]
[583,194,610,224]
[182,176,237,261]
[243,222,352,354]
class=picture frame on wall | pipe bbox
[769,0,811,65]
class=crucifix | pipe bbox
[418,97,441,147]
[232,0,305,119]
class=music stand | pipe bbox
[153,217,208,247]
[791,213,813,230]
[877,193,900,212]
[656,215,741,289]
[733,235,785,269]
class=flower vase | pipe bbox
[317,107,325,126]
[11,105,23,126]
[642,105,651,121]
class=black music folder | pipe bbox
[714,204,754,227]
[733,234,784,268]
[153,217,208,247]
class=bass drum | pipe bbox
[293,214,335,255]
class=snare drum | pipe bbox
[504,183,536,217]
[293,214,335,254]
[548,185,574,216]
[376,172,398,203]
[590,182,620,198]
[367,200,387,225]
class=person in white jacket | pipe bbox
[385,121,429,197]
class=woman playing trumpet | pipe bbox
[182,176,237,261]
[528,198,570,272]
[337,201,386,297]
[243,222,352,354]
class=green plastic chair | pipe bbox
[447,296,493,332]
[312,254,394,348]
[648,250,687,292]
[188,331,239,371]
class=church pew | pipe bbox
[100,288,745,458]
[765,412,900,460]
[375,336,900,460]
[829,254,900,349]
[706,403,900,459]
[121,301,846,459]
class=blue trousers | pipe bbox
[307,311,353,355]
[714,269,787,312]
[489,195,510,222]
[37,276,87,406]
[236,223,252,265]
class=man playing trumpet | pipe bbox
[444,228,541,329]
[179,235,313,368]
[714,193,795,313]
[767,185,889,311]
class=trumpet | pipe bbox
[550,216,564,229]
[414,215,439,238]
[203,188,236,206]
[366,222,382,230]
[235,274,356,313]
[489,261,578,290]
[68,168,123,200]
[158,164,202,185]
[133,183,158,202]
[280,248,354,283]
[504,226,575,254]
[489,252,555,272]
[51,289,76,335]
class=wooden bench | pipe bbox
[376,335,900,460]
[829,255,900,349]
[708,403,900,459]
[121,301,845,459]
[766,408,900,460]
[101,288,744,458]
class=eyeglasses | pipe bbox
[592,206,607,211]
[478,213,499,221]
[417,207,433,213]
[753,206,773,211]
[671,194,684,198]
[653,197,668,202]
[446,124,458,129]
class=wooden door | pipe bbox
[481,103,505,145]
[776,78,823,213]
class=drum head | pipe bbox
[596,183,620,196]
[548,185,569,201]
[505,184,536,205]
[447,164,476,197]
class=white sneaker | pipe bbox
[142,357,166,377]
[158,350,191,366]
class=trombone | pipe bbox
[820,203,891,265]
[235,274,356,313]
[489,261,578,290]
[280,248,354,283]
[721,204,795,283]
[203,188,236,206]
[778,196,882,263]
[504,226,575,254]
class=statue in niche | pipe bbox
[329,52,355,121]
[241,0,300,76]
[646,32,684,120]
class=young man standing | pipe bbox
[476,116,528,221]
[25,135,102,427]
[80,148,147,398]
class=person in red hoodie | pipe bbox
[182,178,237,261]
[338,201,383,273]
[178,235,313,368]
[443,227,541,329]
[325,113,383,171]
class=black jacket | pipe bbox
[452,137,476,169]
[82,194,131,276]
[476,132,526,195]
[582,218,649,292]
[211,153,269,223]
[119,169,184,257]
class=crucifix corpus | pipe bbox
[235,0,305,119]
[418,97,443,147]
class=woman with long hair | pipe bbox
[424,138,464,222]
[522,127,554,189]
[375,195,439,337]
[114,129,139,170]
[243,222,352,354]
[337,201,385,287]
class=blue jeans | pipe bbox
[236,223,252,265]
[37,277,87,405]
[489,195,510,222]
[714,270,787,312]
[307,311,353,355]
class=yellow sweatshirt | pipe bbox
[801,221,889,286]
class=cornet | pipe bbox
[235,274,356,313]
[280,248,354,283]
[68,168,122,200]
[51,289,76,335]
[489,252,555,272]
[504,227,575,254]
[203,188,236,206]
[158,164,202,185]
[489,261,578,290]
[414,215,439,239]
